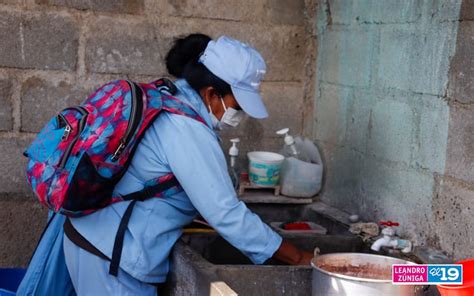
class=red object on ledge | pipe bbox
[282,222,312,231]
[379,220,400,227]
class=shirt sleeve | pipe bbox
[156,113,282,264]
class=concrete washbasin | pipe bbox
[163,203,372,296]
[182,232,367,266]
[165,232,368,296]
[163,201,442,295]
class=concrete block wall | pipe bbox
[0,0,317,267]
[313,0,473,260]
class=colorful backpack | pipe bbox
[24,78,205,275]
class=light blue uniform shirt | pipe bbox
[70,79,282,283]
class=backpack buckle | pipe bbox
[154,78,177,95]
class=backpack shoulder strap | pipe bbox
[161,94,208,126]
[151,78,208,126]
[108,174,180,276]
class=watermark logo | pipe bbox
[393,264,462,285]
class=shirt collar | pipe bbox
[173,79,220,140]
[174,79,211,127]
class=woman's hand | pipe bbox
[297,250,314,265]
[272,239,314,266]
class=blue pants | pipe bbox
[63,235,157,296]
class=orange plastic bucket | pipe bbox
[437,259,474,296]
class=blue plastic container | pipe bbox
[0,268,26,295]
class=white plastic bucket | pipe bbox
[247,151,284,186]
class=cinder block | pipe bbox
[425,0,463,22]
[367,97,414,165]
[377,25,415,92]
[0,138,31,195]
[433,177,474,260]
[324,0,353,25]
[21,77,91,132]
[319,146,365,211]
[378,24,457,96]
[355,0,422,23]
[344,88,373,153]
[0,0,23,4]
[157,18,307,81]
[328,0,421,24]
[411,95,450,174]
[461,0,474,20]
[0,11,78,71]
[85,17,163,75]
[161,0,305,25]
[313,82,349,146]
[445,105,474,183]
[263,0,306,25]
[0,199,48,267]
[0,78,13,131]
[35,0,144,14]
[260,82,304,135]
[161,0,264,22]
[448,21,474,103]
[318,26,375,87]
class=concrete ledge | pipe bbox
[239,191,313,204]
[308,201,351,225]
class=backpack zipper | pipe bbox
[59,106,88,168]
[111,81,143,161]
[58,113,73,141]
[62,125,72,141]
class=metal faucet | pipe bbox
[370,221,412,253]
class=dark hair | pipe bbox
[165,33,232,96]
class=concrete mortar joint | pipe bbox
[0,4,76,19]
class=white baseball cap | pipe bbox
[199,36,268,119]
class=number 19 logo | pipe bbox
[428,265,462,284]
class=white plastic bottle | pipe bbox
[276,128,323,198]
[276,128,310,162]
[228,138,240,190]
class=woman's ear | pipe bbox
[200,86,220,106]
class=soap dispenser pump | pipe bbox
[276,128,298,157]
[229,138,240,167]
[276,128,309,162]
[229,138,240,190]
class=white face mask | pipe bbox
[209,97,244,130]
